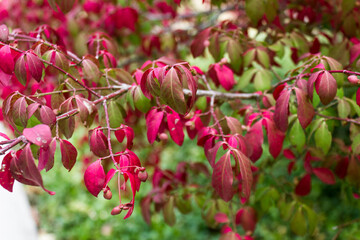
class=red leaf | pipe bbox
[239,207,257,232]
[212,64,235,91]
[39,105,56,126]
[283,149,296,160]
[26,51,44,83]
[23,124,52,148]
[262,117,285,158]
[307,71,321,101]
[245,120,264,161]
[160,67,187,114]
[274,89,291,132]
[273,83,286,100]
[89,127,109,157]
[146,108,164,144]
[167,112,184,146]
[207,141,226,167]
[84,159,106,197]
[295,174,311,196]
[315,71,337,105]
[190,28,211,58]
[313,167,336,184]
[13,144,54,195]
[231,149,253,200]
[288,161,295,175]
[350,43,360,64]
[295,87,314,129]
[60,139,77,171]
[0,153,15,192]
[38,137,56,172]
[114,126,134,149]
[356,88,360,107]
[212,151,234,202]
[214,213,229,223]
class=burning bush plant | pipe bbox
[1,0,360,239]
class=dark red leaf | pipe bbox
[60,139,77,171]
[239,207,257,232]
[23,124,52,148]
[84,159,106,197]
[39,105,56,126]
[295,87,315,129]
[295,174,311,196]
[274,89,291,132]
[212,151,234,202]
[283,149,296,160]
[0,153,15,192]
[313,168,336,184]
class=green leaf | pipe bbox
[245,0,265,25]
[337,99,351,119]
[289,119,306,152]
[243,48,256,68]
[107,100,124,128]
[163,196,176,226]
[236,68,257,89]
[351,134,360,155]
[254,69,272,91]
[133,86,151,113]
[227,39,242,71]
[314,121,332,154]
[257,49,270,68]
[290,207,307,236]
[303,205,317,235]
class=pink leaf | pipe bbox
[231,149,253,200]
[0,153,15,192]
[295,87,315,129]
[23,124,52,148]
[60,139,77,171]
[167,112,184,146]
[315,71,337,105]
[313,167,336,184]
[274,89,291,132]
[0,45,14,74]
[295,174,311,196]
[146,108,164,144]
[214,213,229,223]
[84,159,106,197]
[212,151,234,202]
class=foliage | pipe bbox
[1,0,360,239]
